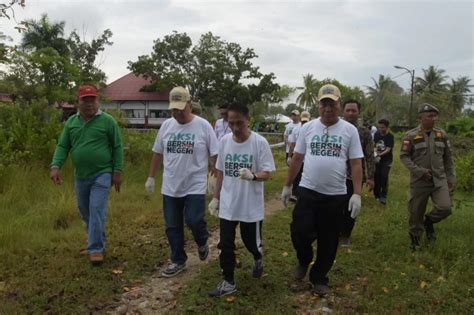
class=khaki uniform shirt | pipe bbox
[400,126,456,187]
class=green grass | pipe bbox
[0,143,473,313]
[175,144,474,314]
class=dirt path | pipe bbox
[105,197,331,315]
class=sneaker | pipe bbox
[410,234,421,251]
[252,258,264,278]
[198,243,209,261]
[339,237,351,247]
[161,262,186,277]
[424,217,436,241]
[379,196,387,205]
[89,252,104,265]
[312,283,330,297]
[289,195,298,202]
[294,263,309,280]
[208,280,237,297]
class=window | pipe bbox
[150,109,171,118]
[123,109,145,118]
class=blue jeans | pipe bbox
[163,194,208,264]
[75,172,112,253]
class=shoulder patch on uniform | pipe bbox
[436,131,443,138]
[414,134,423,140]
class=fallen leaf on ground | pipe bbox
[436,276,445,282]
[112,268,124,275]
[400,272,407,276]
[382,287,389,293]
[123,287,130,292]
[347,248,352,253]
[282,252,289,257]
[345,284,352,290]
[419,264,425,269]
[420,281,428,289]
[226,296,236,303]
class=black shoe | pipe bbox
[252,258,263,278]
[379,196,387,205]
[294,264,309,280]
[410,234,421,251]
[312,283,330,297]
[424,217,436,241]
[198,243,209,261]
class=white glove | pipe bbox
[281,186,291,207]
[287,157,292,166]
[239,168,255,181]
[208,198,219,217]
[348,194,361,219]
[145,177,155,193]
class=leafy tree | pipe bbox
[128,31,278,111]
[67,29,113,86]
[1,14,113,104]
[284,103,304,116]
[21,14,69,55]
[296,74,318,110]
[416,65,448,95]
[447,76,471,117]
[366,75,403,121]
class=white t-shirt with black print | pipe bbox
[152,115,219,197]
[216,132,276,222]
[295,118,363,195]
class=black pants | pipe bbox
[218,218,263,283]
[292,163,304,197]
[374,161,391,199]
[290,187,346,285]
[340,179,355,238]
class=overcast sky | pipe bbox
[2,0,473,94]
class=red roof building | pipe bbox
[101,73,171,128]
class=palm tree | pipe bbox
[415,65,448,95]
[366,75,402,121]
[296,74,318,110]
[448,76,471,116]
[21,14,69,55]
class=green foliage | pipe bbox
[446,117,474,137]
[0,100,62,170]
[455,150,474,192]
[1,14,113,103]
[128,31,279,111]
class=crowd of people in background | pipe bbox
[49,83,456,299]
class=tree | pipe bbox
[21,14,69,55]
[1,14,114,104]
[284,103,304,116]
[416,65,448,95]
[447,76,471,117]
[128,31,278,110]
[366,75,403,122]
[296,74,318,110]
[67,29,113,86]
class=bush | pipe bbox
[0,100,62,167]
[446,117,474,137]
[455,150,474,192]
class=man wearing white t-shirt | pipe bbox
[145,86,219,277]
[284,110,301,163]
[287,111,311,201]
[214,104,232,141]
[208,103,276,297]
[281,84,363,297]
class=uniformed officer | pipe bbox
[400,103,456,250]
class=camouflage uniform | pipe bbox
[400,104,456,244]
[341,123,375,238]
